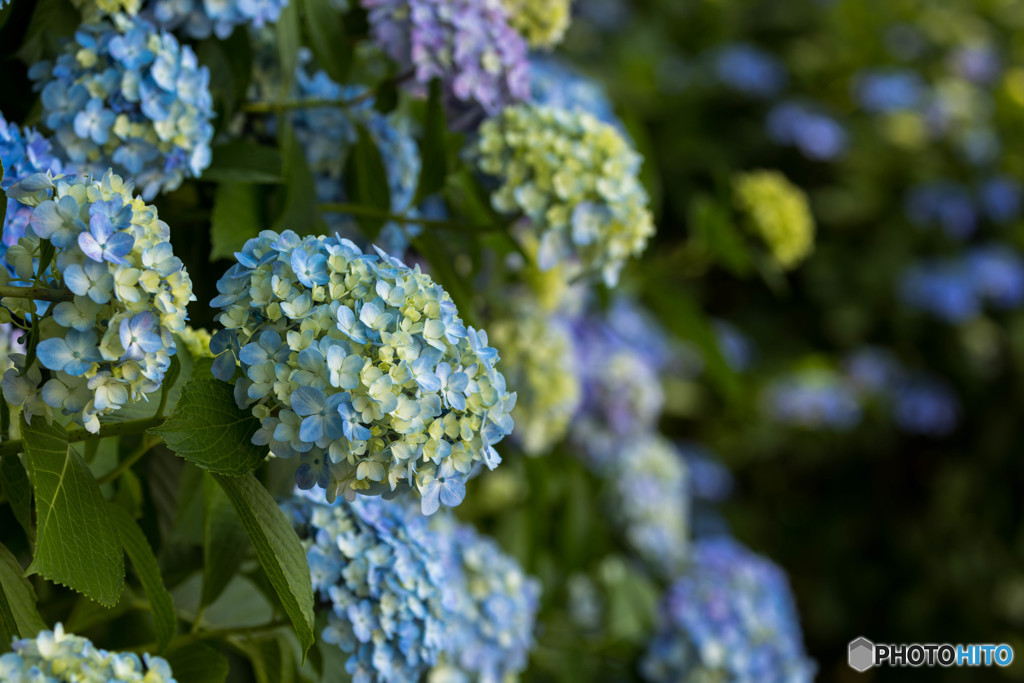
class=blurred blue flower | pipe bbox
[0,113,66,252]
[713,319,755,372]
[762,368,862,431]
[979,176,1023,224]
[900,261,979,322]
[843,346,904,395]
[711,43,787,98]
[904,181,977,239]
[642,538,815,682]
[853,68,925,112]
[966,244,1024,309]
[894,376,959,437]
[529,57,619,126]
[767,102,848,161]
[950,44,1001,84]
[150,0,289,39]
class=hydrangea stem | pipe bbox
[241,91,376,113]
[0,284,74,303]
[0,415,165,458]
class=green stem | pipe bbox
[319,203,495,232]
[0,284,73,303]
[242,90,375,113]
[127,619,292,654]
[0,416,165,458]
[95,437,157,486]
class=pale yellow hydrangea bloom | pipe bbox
[733,170,815,269]
[502,0,572,49]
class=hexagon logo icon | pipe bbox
[849,637,875,672]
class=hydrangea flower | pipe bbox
[607,436,690,577]
[149,0,289,38]
[843,346,904,396]
[430,516,541,683]
[766,102,848,161]
[501,0,571,49]
[894,376,959,437]
[0,113,66,251]
[1,171,194,432]
[761,368,862,431]
[277,56,422,254]
[853,68,926,113]
[711,44,787,98]
[71,0,143,21]
[966,244,1024,309]
[0,623,176,682]
[899,261,978,323]
[211,231,515,513]
[282,492,451,682]
[178,325,214,359]
[477,105,655,285]
[30,16,214,199]
[732,170,815,269]
[363,0,530,129]
[904,181,977,239]
[0,324,26,375]
[488,300,580,455]
[642,538,815,683]
[528,57,618,127]
[713,319,754,372]
[979,176,1023,224]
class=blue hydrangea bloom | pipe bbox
[894,376,959,437]
[362,0,530,129]
[680,443,733,539]
[713,319,754,372]
[900,261,979,323]
[431,516,541,682]
[529,57,618,126]
[30,16,214,199]
[711,43,787,98]
[1,171,194,432]
[283,492,452,683]
[284,57,421,255]
[966,244,1024,309]
[642,538,815,683]
[762,368,862,431]
[211,231,515,512]
[149,0,289,39]
[853,68,925,113]
[766,102,848,161]
[979,176,1023,224]
[904,181,977,239]
[843,346,904,396]
[607,436,690,577]
[950,44,1001,84]
[1,623,176,682]
[0,114,66,252]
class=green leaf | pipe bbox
[301,0,352,85]
[689,194,751,276]
[21,417,124,607]
[276,0,301,99]
[107,504,176,653]
[201,473,249,608]
[213,473,314,658]
[150,379,267,476]
[443,169,504,229]
[244,635,297,683]
[0,542,46,646]
[203,143,284,184]
[164,642,229,683]
[413,79,448,206]
[1,453,33,539]
[274,124,327,236]
[211,182,262,261]
[344,122,392,240]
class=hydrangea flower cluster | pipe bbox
[286,59,421,254]
[607,436,690,577]
[528,58,618,127]
[178,325,214,359]
[642,538,815,683]
[501,0,571,49]
[149,0,289,39]
[477,105,655,285]
[732,170,815,269]
[71,0,143,21]
[211,231,515,513]
[1,171,194,432]
[0,324,26,375]
[0,623,176,682]
[30,16,214,200]
[431,516,541,682]
[761,368,861,431]
[362,0,530,128]
[282,492,451,683]
[710,43,787,98]
[1,114,66,251]
[900,245,1024,323]
[488,300,580,455]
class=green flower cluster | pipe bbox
[477,105,655,286]
[502,0,572,49]
[733,170,816,269]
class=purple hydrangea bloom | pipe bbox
[362,0,530,129]
[642,538,815,682]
